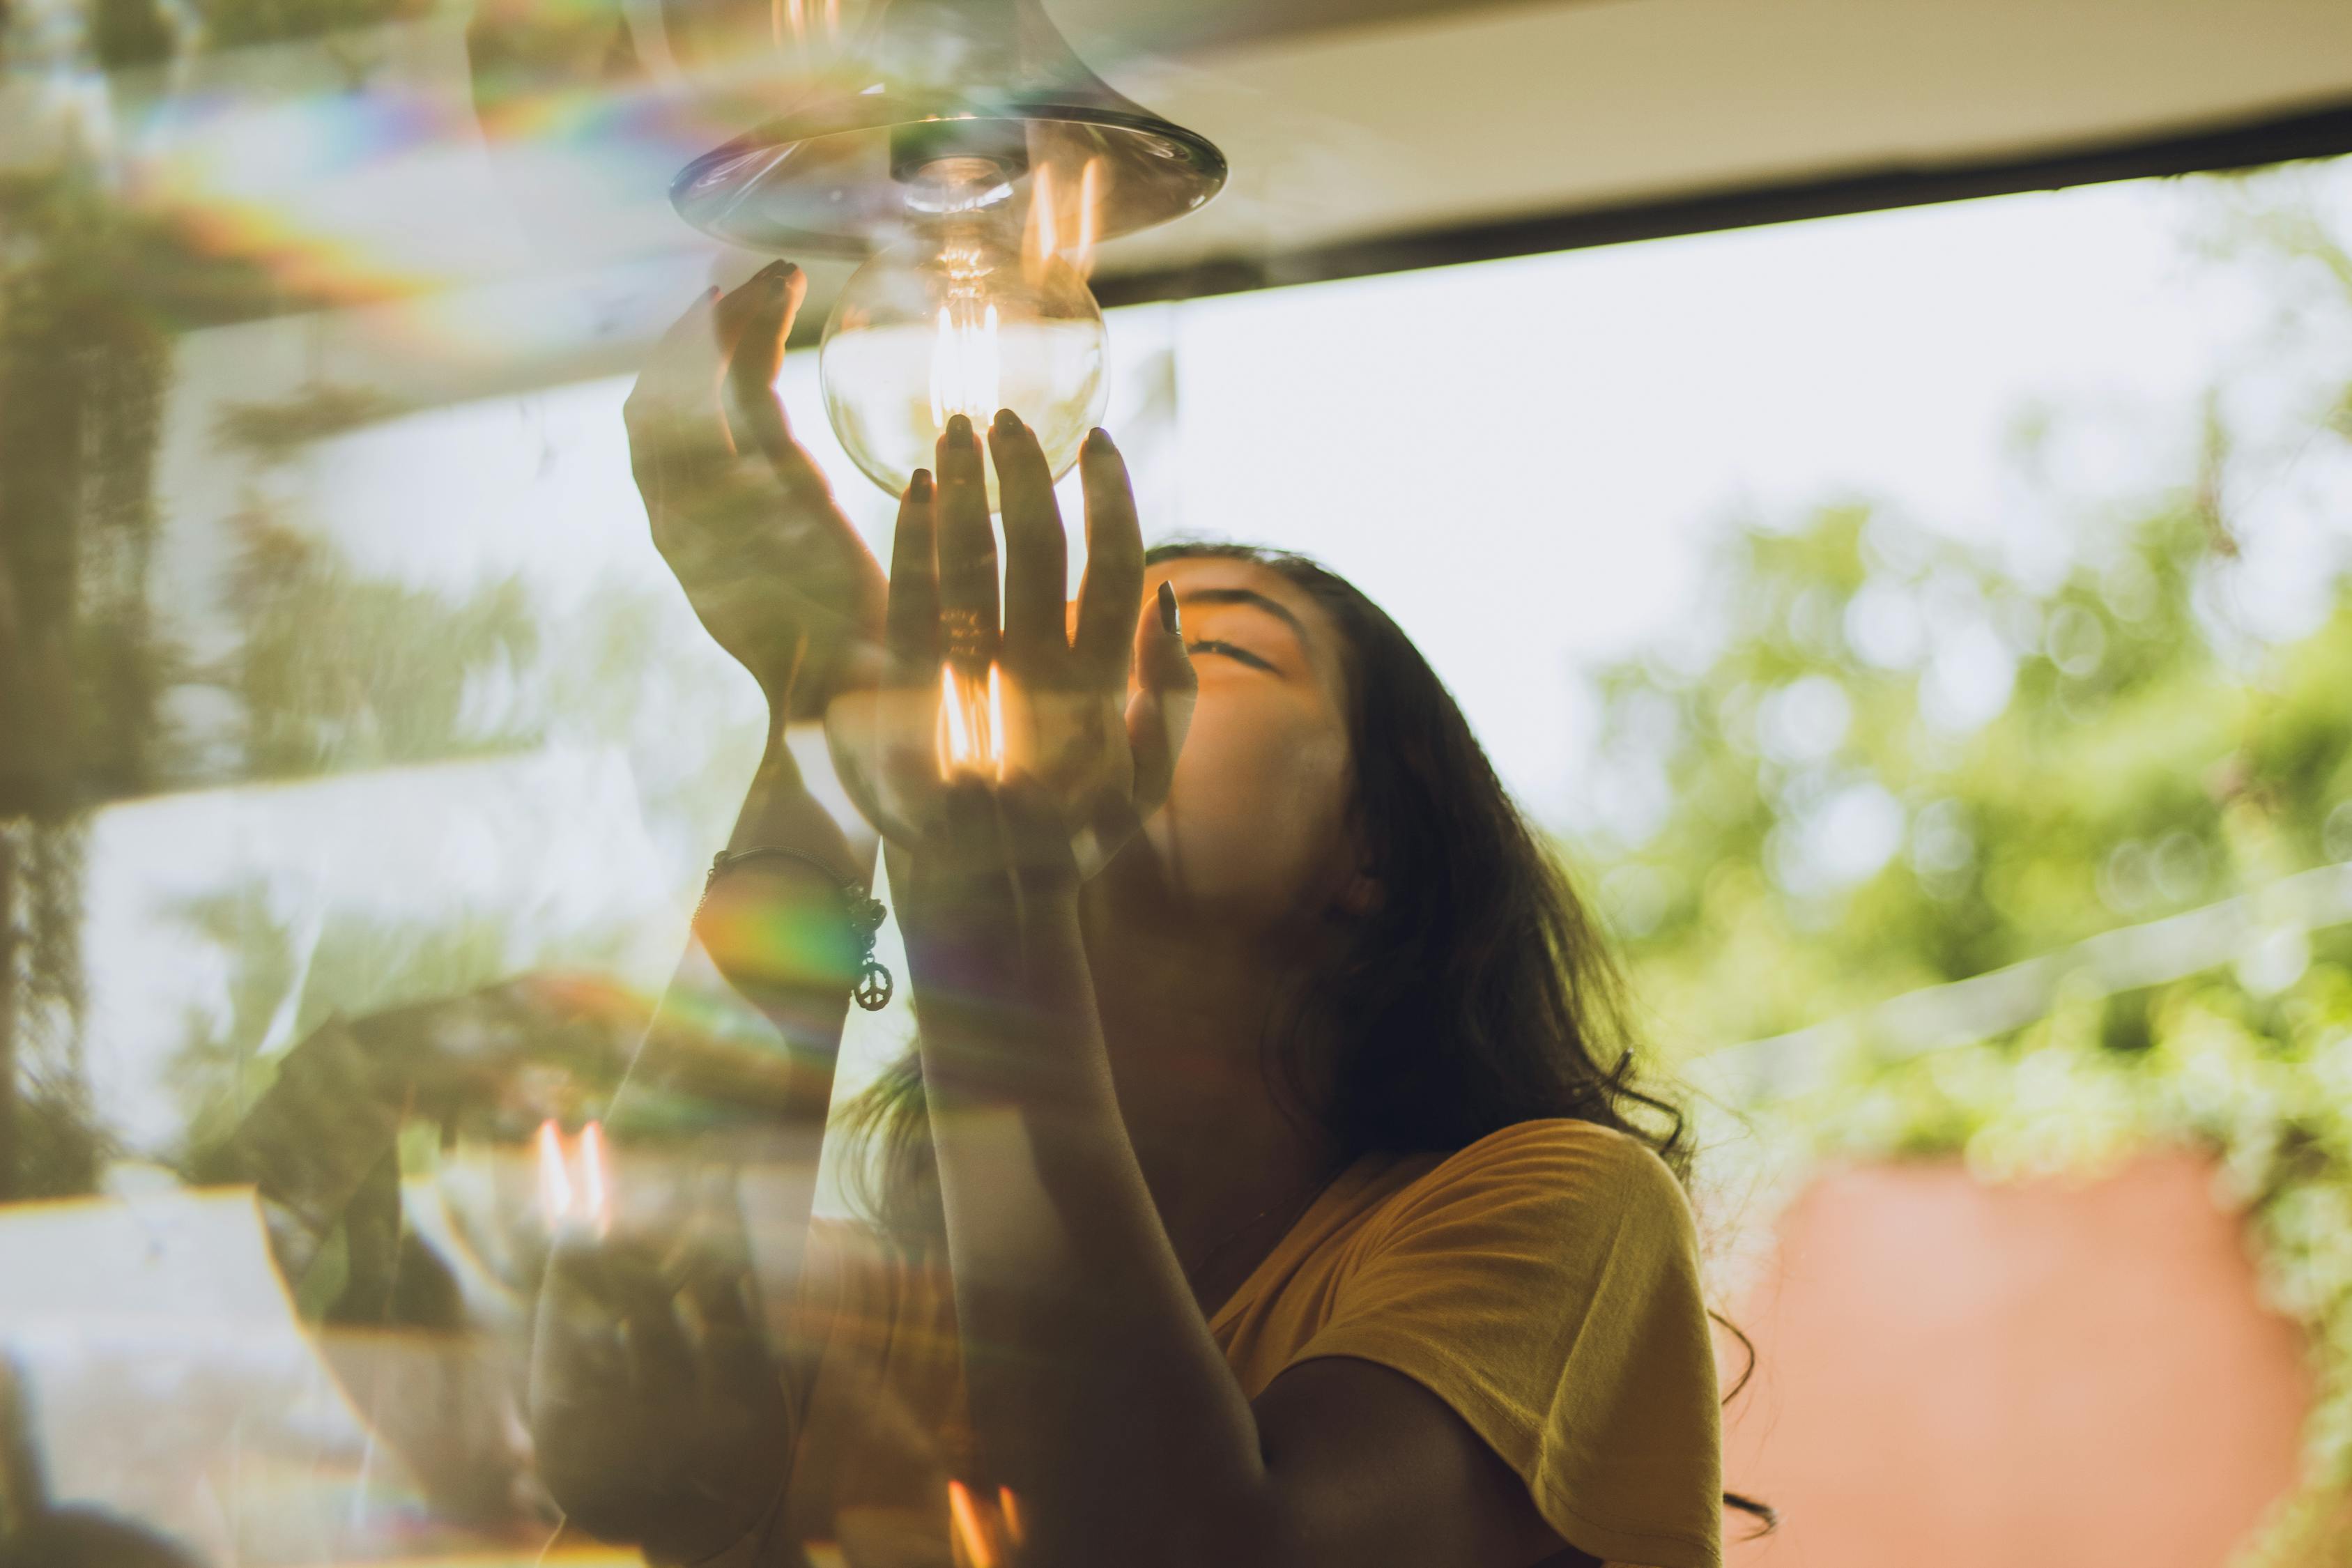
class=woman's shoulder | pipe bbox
[1417,1115,1682,1190]
[1370,1117,1694,1243]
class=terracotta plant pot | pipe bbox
[1723,1152,2312,1568]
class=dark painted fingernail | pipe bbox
[993,408,1020,432]
[1158,581,1179,636]
[908,470,932,501]
[945,413,971,442]
[1086,426,1113,452]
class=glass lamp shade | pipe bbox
[673,0,1223,501]
[670,0,1227,256]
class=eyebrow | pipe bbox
[1178,587,1309,641]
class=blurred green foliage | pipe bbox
[194,0,430,52]
[1585,491,2352,1056]
[209,506,544,781]
[88,0,176,68]
[164,880,544,1157]
[155,532,762,1173]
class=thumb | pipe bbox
[715,260,802,387]
[1127,581,1197,810]
[717,262,807,464]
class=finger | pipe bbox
[720,261,803,413]
[1128,579,1198,810]
[677,1252,771,1390]
[934,414,1001,666]
[663,1165,755,1279]
[885,470,941,670]
[532,1236,635,1391]
[1073,429,1144,681]
[636,271,770,429]
[623,286,737,482]
[990,411,1068,671]
[601,1245,698,1392]
[718,263,834,509]
[678,1242,759,1336]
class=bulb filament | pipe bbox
[937,661,1006,781]
[930,240,1001,426]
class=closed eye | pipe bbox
[1187,638,1278,672]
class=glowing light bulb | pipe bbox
[820,157,1107,507]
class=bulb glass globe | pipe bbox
[819,162,1107,507]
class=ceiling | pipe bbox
[1069,0,2352,282]
[111,0,2352,403]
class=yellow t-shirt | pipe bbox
[767,1118,1723,1568]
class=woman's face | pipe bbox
[1116,557,1363,932]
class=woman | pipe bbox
[531,260,1750,1568]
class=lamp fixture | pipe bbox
[671,0,1228,502]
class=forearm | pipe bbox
[199,1016,403,1283]
[906,884,1276,1568]
[618,723,872,1338]
[722,716,875,879]
[695,718,878,1082]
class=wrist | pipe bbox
[902,886,1104,1102]
[697,851,881,999]
[900,868,1083,1016]
[898,863,1080,952]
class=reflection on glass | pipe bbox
[3,0,2351,1553]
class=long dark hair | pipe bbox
[840,542,1772,1531]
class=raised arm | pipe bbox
[885,420,1597,1568]
[529,263,898,1565]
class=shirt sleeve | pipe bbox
[1284,1120,1723,1568]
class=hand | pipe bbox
[213,976,644,1236]
[624,262,887,719]
[350,973,647,1114]
[826,412,1196,895]
[528,1193,792,1563]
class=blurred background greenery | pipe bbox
[1567,180,2352,1566]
